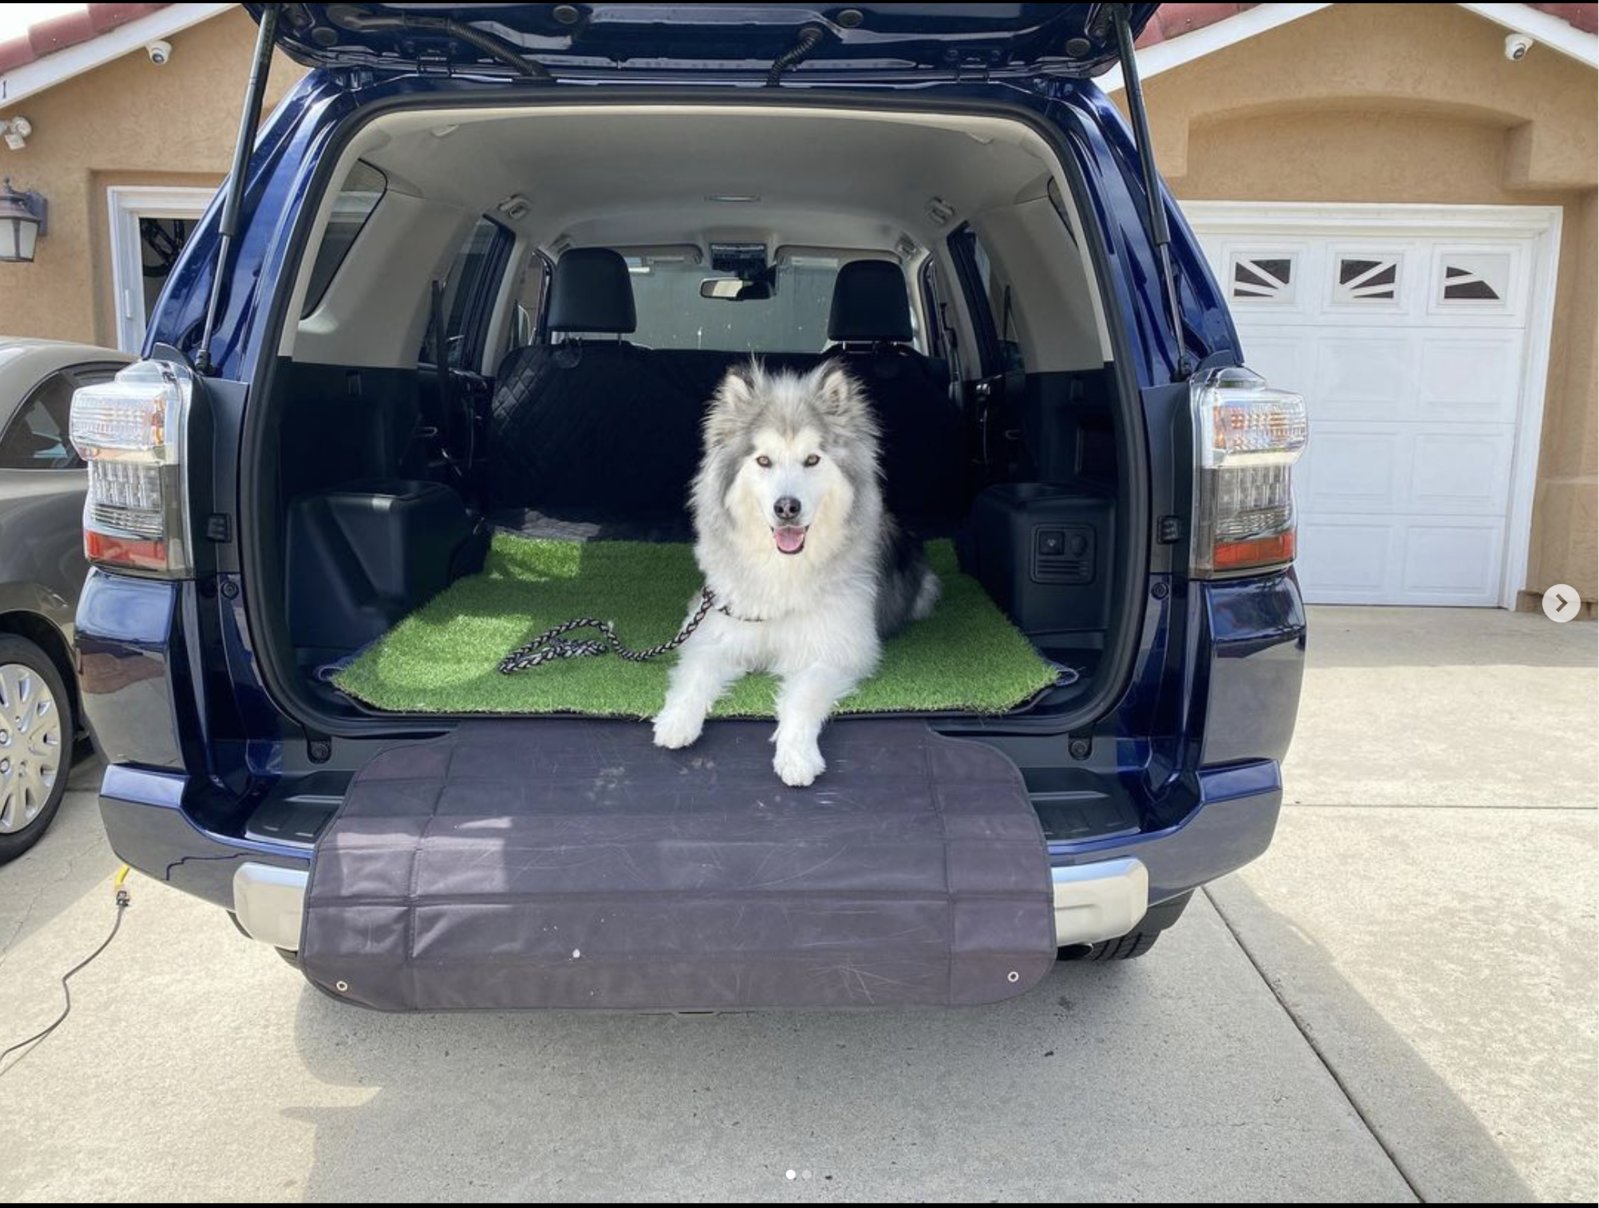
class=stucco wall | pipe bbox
[0,7,305,347]
[1131,3,1598,602]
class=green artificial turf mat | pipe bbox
[333,534,1059,718]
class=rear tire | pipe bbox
[1074,930,1163,961]
[0,635,73,865]
[1060,890,1194,962]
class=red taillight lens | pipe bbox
[1191,367,1307,577]
[83,531,171,572]
[70,360,193,576]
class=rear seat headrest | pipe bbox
[828,259,913,344]
[548,247,637,335]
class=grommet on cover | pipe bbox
[335,980,349,993]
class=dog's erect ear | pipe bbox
[714,359,760,411]
[703,359,762,446]
[813,360,863,419]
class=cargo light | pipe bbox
[69,360,193,576]
[1191,367,1308,576]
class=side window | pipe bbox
[949,226,1024,375]
[0,366,114,470]
[301,160,387,318]
[512,251,552,349]
[918,259,946,361]
[422,216,514,370]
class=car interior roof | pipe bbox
[284,104,1111,375]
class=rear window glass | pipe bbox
[300,160,387,317]
[0,371,79,469]
[625,257,840,354]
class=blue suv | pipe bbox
[68,4,1306,1011]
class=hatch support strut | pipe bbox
[1111,5,1192,380]
[194,3,279,376]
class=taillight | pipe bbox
[1190,366,1308,576]
[70,359,193,576]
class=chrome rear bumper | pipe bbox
[1051,858,1149,947]
[233,862,309,951]
[239,857,1150,955]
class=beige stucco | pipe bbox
[1131,2,1598,604]
[0,7,305,348]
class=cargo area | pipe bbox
[243,103,1145,733]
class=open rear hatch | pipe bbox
[254,3,1158,80]
[300,719,1062,1010]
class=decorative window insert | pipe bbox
[1229,255,1294,302]
[1440,253,1509,304]
[1334,256,1400,302]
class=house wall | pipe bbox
[0,7,306,348]
[1131,2,1598,604]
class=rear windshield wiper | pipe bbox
[328,5,552,80]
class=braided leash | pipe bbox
[499,586,726,674]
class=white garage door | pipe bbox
[1186,203,1560,607]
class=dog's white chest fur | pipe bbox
[696,546,882,681]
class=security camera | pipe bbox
[146,40,172,66]
[1505,33,1534,61]
[1,116,31,151]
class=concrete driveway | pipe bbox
[1,606,1593,1202]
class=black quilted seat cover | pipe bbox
[299,719,1057,1011]
[485,342,967,530]
[486,341,703,513]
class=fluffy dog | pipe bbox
[652,359,940,786]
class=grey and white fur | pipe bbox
[652,359,940,785]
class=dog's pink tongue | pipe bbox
[774,526,807,554]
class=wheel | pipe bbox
[0,635,73,864]
[275,947,301,969]
[1059,890,1194,963]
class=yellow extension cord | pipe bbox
[0,863,134,1074]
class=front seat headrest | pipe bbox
[547,247,637,335]
[828,259,913,344]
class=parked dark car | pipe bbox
[69,4,1307,1010]
[0,338,130,861]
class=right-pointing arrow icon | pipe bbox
[1543,584,1581,623]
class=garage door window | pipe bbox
[1334,256,1400,303]
[1440,253,1509,304]
[1229,254,1296,303]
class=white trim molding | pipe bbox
[1101,3,1333,91]
[1182,201,1564,609]
[1103,2,1595,91]
[1459,3,1599,67]
[106,184,216,353]
[0,2,236,110]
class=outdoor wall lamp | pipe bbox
[0,178,47,263]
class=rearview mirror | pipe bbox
[700,273,774,302]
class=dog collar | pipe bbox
[706,587,766,623]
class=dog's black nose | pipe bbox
[773,495,802,522]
